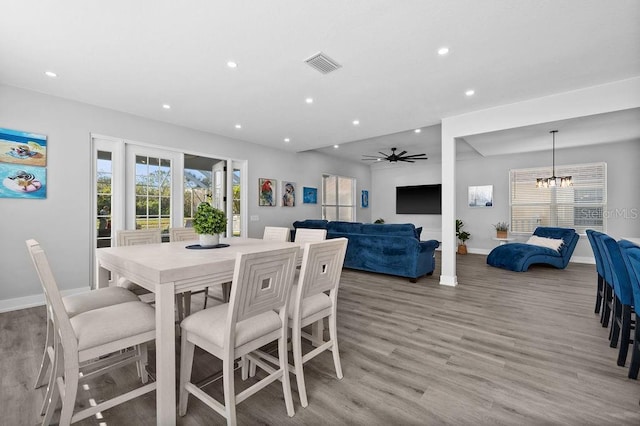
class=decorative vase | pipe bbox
[496,230,508,239]
[199,234,219,247]
[457,244,468,255]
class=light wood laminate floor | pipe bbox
[2,253,639,425]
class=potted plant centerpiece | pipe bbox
[456,219,471,255]
[193,202,227,247]
[494,222,509,239]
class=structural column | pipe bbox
[440,124,457,286]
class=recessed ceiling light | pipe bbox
[162,104,171,109]
[333,144,339,149]
[235,124,242,129]
[305,97,314,104]
[376,158,381,161]
[438,47,449,56]
[465,89,475,96]
[352,120,360,126]
[414,129,421,133]
[44,71,57,78]
[284,138,290,143]
[227,61,238,68]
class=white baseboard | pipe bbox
[0,287,90,314]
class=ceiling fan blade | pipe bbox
[362,158,381,161]
[399,159,416,163]
[362,155,384,158]
[397,150,407,157]
[378,151,389,157]
[401,153,428,158]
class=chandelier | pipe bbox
[536,130,573,188]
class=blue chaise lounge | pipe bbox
[486,227,579,272]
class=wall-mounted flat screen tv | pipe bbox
[396,184,442,214]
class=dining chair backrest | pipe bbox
[170,227,198,242]
[262,226,290,242]
[296,238,347,300]
[117,229,161,246]
[600,234,633,305]
[229,246,298,325]
[621,242,640,309]
[593,232,613,285]
[586,229,605,277]
[294,228,327,245]
[26,240,78,355]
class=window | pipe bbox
[322,174,356,221]
[134,154,172,233]
[96,151,113,248]
[510,162,607,234]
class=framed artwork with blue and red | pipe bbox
[259,178,276,206]
[0,127,47,199]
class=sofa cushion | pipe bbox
[361,223,418,238]
[292,219,328,229]
[327,221,362,234]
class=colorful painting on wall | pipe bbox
[0,163,47,199]
[303,187,317,204]
[0,127,47,167]
[0,128,47,199]
[281,181,296,207]
[259,178,276,206]
[361,190,369,208]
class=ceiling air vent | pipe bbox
[304,52,342,74]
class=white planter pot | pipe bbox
[199,234,219,247]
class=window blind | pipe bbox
[510,162,606,234]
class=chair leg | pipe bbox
[617,305,633,366]
[138,343,149,384]
[222,356,237,425]
[42,338,63,424]
[328,312,344,380]
[178,333,195,417]
[595,275,603,314]
[59,367,79,426]
[292,326,308,407]
[601,285,613,327]
[610,297,621,348]
[203,287,209,309]
[176,294,185,322]
[628,316,640,379]
[279,333,295,417]
[34,315,53,389]
[240,355,249,381]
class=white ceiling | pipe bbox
[1,1,639,160]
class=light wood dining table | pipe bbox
[96,237,303,425]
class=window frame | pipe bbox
[509,162,607,235]
[321,174,356,222]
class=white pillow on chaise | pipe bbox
[526,235,564,251]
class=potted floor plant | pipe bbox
[193,202,227,247]
[494,222,509,239]
[456,219,471,255]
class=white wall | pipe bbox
[0,85,370,308]
[371,139,640,260]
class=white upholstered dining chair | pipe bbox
[247,237,348,407]
[32,275,140,416]
[26,239,156,426]
[178,245,299,425]
[263,226,290,241]
[293,228,327,244]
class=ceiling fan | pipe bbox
[362,147,428,163]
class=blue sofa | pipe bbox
[486,227,579,272]
[293,220,439,282]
